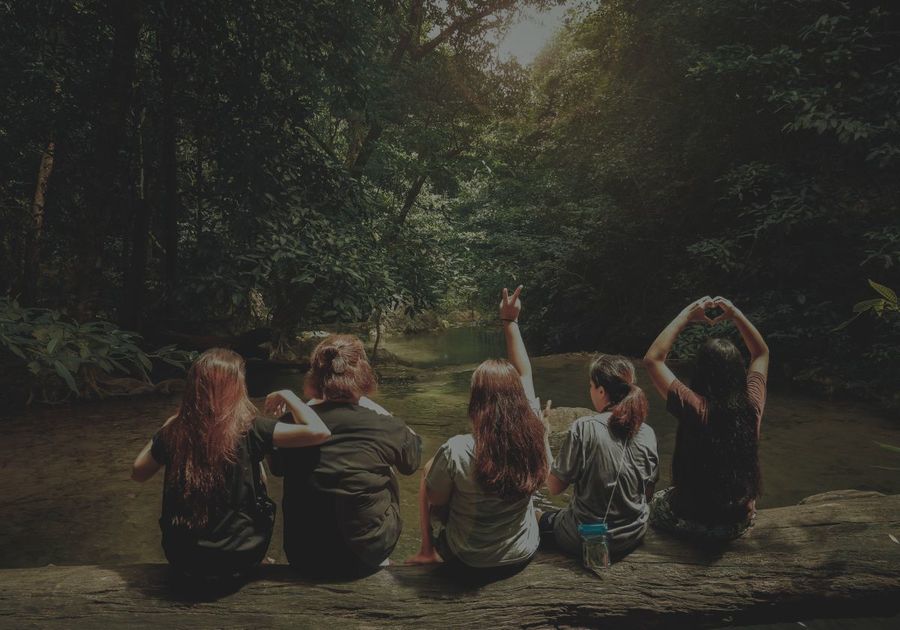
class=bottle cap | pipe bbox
[578,522,608,537]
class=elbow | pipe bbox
[546,474,565,496]
[312,429,331,444]
[643,354,661,367]
[131,466,148,483]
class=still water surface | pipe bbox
[1,327,897,626]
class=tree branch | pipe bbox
[411,0,517,61]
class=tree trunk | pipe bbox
[21,141,55,304]
[0,491,897,628]
[393,173,428,236]
[159,0,179,312]
[370,307,383,365]
[75,0,141,319]
[347,122,384,176]
[269,283,315,350]
[120,108,151,331]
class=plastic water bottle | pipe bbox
[578,522,610,575]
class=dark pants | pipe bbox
[434,530,534,583]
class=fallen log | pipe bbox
[1,491,898,629]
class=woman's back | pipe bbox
[153,417,278,574]
[427,433,539,568]
[667,371,766,522]
[278,401,421,571]
[551,413,658,555]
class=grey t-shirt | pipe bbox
[426,416,542,568]
[551,413,659,556]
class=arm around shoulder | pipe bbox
[267,390,331,448]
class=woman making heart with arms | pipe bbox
[644,296,769,540]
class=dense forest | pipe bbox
[1,0,898,404]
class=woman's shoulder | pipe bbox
[442,433,475,453]
[633,421,658,448]
[571,411,611,433]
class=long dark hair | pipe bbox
[469,359,548,501]
[159,348,257,529]
[590,354,648,440]
[675,338,762,508]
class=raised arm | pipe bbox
[712,297,769,378]
[643,297,712,399]
[265,390,332,448]
[500,285,536,399]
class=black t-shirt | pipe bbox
[274,402,422,571]
[151,416,278,572]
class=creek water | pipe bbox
[1,326,898,627]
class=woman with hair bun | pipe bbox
[539,355,659,560]
[274,334,422,578]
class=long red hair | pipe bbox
[158,348,257,528]
[469,359,548,501]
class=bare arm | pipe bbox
[265,390,331,448]
[713,297,769,378]
[131,415,177,482]
[500,285,536,399]
[406,457,447,564]
[131,440,161,482]
[644,297,712,399]
[547,473,569,496]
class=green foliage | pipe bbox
[0,298,193,404]
[835,280,900,331]
[458,0,899,402]
[0,0,549,344]
[1,0,897,405]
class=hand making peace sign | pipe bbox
[499,285,523,322]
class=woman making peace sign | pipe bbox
[407,286,549,578]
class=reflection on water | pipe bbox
[1,325,899,625]
[379,327,506,367]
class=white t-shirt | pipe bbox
[425,397,542,568]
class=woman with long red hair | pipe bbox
[406,286,549,577]
[131,347,331,579]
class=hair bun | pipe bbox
[331,356,347,374]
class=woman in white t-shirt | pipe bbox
[406,286,549,577]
